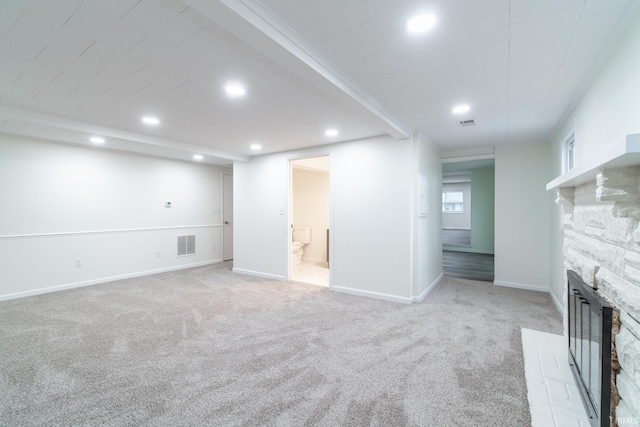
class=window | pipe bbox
[565,131,575,171]
[442,191,464,212]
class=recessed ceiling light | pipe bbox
[193,154,204,160]
[90,136,105,144]
[250,143,262,151]
[225,83,246,98]
[325,128,338,137]
[142,116,160,125]
[406,14,436,33]
[452,104,471,114]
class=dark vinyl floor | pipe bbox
[443,250,494,282]
[442,229,471,245]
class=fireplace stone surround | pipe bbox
[549,134,640,426]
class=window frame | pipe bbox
[563,131,576,172]
[442,190,465,213]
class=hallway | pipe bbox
[443,250,494,282]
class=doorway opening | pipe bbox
[442,158,495,282]
[289,156,330,287]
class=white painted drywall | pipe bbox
[0,135,226,300]
[554,9,640,165]
[548,9,640,308]
[292,167,329,265]
[442,182,471,229]
[233,135,416,302]
[233,154,288,280]
[494,142,553,291]
[415,134,442,300]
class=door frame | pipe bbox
[222,172,233,261]
[287,153,333,288]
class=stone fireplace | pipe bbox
[549,134,640,426]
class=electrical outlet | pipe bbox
[76,259,82,268]
[157,250,161,258]
[212,244,216,251]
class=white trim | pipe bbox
[551,290,564,316]
[413,273,443,303]
[232,268,285,281]
[562,129,576,173]
[441,154,495,163]
[0,260,222,302]
[494,280,549,293]
[442,247,494,255]
[0,224,221,240]
[331,285,413,304]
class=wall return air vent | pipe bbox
[458,119,476,127]
[177,235,196,256]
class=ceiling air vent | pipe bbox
[458,119,476,127]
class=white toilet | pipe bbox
[292,226,311,265]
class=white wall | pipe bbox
[415,134,443,300]
[494,142,553,292]
[554,9,640,165]
[292,167,329,264]
[442,182,471,229]
[547,11,640,420]
[0,135,227,300]
[234,135,425,302]
[233,154,289,280]
[549,8,640,307]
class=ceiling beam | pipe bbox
[184,0,411,140]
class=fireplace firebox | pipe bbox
[567,270,613,427]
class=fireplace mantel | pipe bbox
[547,133,640,190]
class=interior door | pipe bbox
[223,174,233,261]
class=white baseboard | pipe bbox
[413,273,443,303]
[550,290,564,316]
[0,260,222,302]
[331,285,413,304]
[232,268,285,281]
[494,280,549,293]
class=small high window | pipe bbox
[565,131,575,171]
[442,191,464,212]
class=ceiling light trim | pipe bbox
[0,105,250,163]
[184,0,411,140]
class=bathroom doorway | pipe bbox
[289,156,330,287]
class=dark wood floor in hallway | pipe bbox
[443,250,494,282]
[442,228,471,245]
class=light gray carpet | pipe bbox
[0,262,561,426]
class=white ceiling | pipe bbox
[1,0,638,163]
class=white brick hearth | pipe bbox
[549,135,640,426]
[522,329,591,427]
